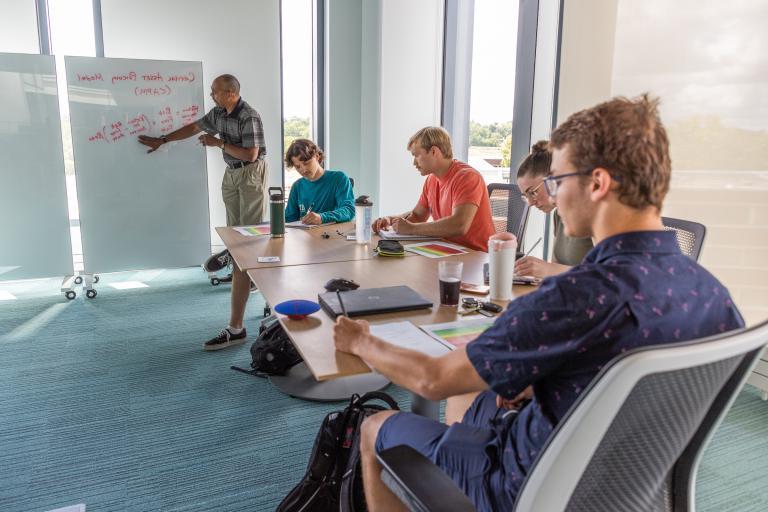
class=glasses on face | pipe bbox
[521,180,545,202]
[543,170,595,197]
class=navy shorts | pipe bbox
[375,390,515,512]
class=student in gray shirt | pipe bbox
[515,140,594,278]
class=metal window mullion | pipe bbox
[92,0,105,57]
[35,0,51,55]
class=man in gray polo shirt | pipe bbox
[138,73,267,351]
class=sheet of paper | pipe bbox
[285,220,335,229]
[404,241,469,258]
[257,256,280,263]
[370,321,451,357]
[234,225,270,236]
[379,228,439,241]
[420,318,496,349]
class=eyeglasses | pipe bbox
[520,180,545,202]
[543,170,594,197]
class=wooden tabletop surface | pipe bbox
[247,250,537,381]
[216,221,435,270]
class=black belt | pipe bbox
[228,161,251,169]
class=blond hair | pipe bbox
[407,126,453,159]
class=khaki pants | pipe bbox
[221,159,268,226]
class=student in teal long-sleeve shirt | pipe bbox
[284,139,355,224]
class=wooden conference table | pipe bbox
[217,222,535,411]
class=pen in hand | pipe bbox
[336,290,348,318]
[522,237,543,258]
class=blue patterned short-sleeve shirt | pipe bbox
[466,230,744,496]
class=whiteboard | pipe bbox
[65,56,210,274]
[0,53,74,281]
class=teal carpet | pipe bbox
[0,268,766,511]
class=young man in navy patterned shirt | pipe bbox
[332,94,745,512]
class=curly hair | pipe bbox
[516,140,552,179]
[550,94,671,211]
[284,139,325,168]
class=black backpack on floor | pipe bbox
[230,315,303,377]
[277,391,400,512]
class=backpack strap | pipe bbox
[356,391,400,411]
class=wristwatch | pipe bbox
[160,135,168,144]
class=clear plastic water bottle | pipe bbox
[354,195,373,244]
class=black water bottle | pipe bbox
[269,187,285,238]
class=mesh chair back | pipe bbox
[662,217,706,261]
[513,320,768,512]
[488,183,529,245]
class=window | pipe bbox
[0,1,39,53]
[281,0,315,196]
[48,0,96,273]
[467,0,518,184]
[610,0,768,324]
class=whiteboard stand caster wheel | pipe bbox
[93,275,100,284]
[65,291,77,300]
[211,277,220,286]
[74,276,83,285]
[86,289,97,299]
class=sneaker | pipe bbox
[204,249,231,273]
[203,328,247,351]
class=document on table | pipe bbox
[378,228,439,241]
[234,225,270,236]
[370,321,452,357]
[285,220,335,229]
[420,318,496,350]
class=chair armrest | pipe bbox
[377,445,476,512]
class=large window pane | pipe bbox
[611,0,768,325]
[0,0,39,53]
[48,0,96,272]
[281,0,314,196]
[467,0,518,184]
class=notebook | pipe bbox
[318,285,433,318]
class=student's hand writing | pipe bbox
[372,216,393,233]
[198,134,223,148]
[496,385,533,410]
[514,256,565,279]
[138,135,163,153]
[391,217,415,234]
[333,316,370,355]
[301,212,323,225]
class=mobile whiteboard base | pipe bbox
[269,362,390,402]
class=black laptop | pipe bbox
[318,285,433,318]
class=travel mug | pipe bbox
[488,232,517,301]
[269,187,285,238]
[354,195,373,244]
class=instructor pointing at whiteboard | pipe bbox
[138,73,269,351]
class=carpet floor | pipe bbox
[0,268,765,511]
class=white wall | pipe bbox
[100,0,282,245]
[326,0,443,217]
[377,0,444,216]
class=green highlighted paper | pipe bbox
[404,241,468,258]
[420,318,495,349]
[234,225,270,236]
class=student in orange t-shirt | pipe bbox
[372,126,495,252]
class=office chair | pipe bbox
[662,217,706,261]
[378,319,768,512]
[487,183,529,248]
